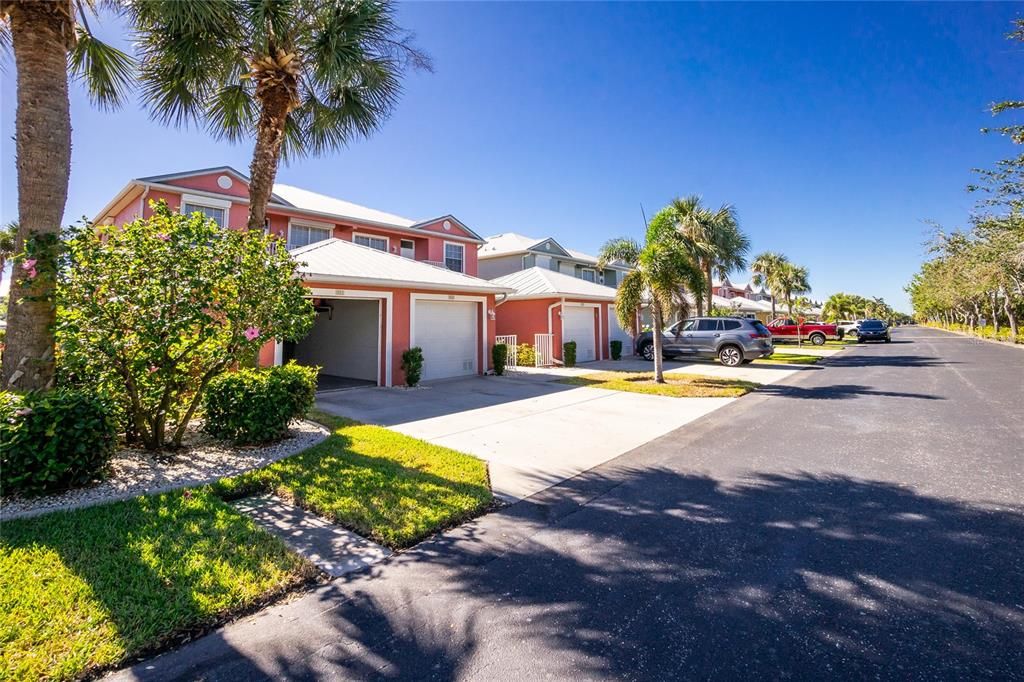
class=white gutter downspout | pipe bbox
[494,292,509,307]
[137,184,151,220]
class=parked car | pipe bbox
[856,319,891,343]
[836,320,862,338]
[635,317,774,367]
[766,318,839,345]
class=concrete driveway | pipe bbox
[316,374,733,501]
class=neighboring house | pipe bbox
[490,267,638,364]
[93,167,511,386]
[478,233,631,287]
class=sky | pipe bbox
[2,2,1021,309]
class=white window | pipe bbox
[288,224,332,250]
[354,233,389,251]
[182,202,226,227]
[400,239,415,258]
[581,268,596,283]
[444,242,464,272]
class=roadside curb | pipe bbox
[922,326,1024,351]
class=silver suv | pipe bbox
[634,317,774,367]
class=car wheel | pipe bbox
[640,342,655,361]
[718,345,743,367]
[809,333,826,346]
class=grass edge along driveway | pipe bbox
[559,371,759,397]
[1,411,492,682]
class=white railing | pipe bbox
[534,333,554,367]
[495,335,517,369]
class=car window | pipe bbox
[696,319,719,332]
[753,321,771,336]
[722,320,742,330]
[861,320,885,330]
[678,319,696,332]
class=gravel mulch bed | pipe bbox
[1,419,330,521]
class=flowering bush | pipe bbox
[57,202,314,449]
[202,362,318,444]
[1,388,117,496]
[516,343,536,367]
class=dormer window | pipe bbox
[581,268,596,283]
[353,233,388,251]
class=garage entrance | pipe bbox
[413,299,478,381]
[287,298,381,390]
[562,305,597,362]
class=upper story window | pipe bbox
[400,239,415,259]
[182,202,226,227]
[444,242,465,272]
[580,268,596,283]
[288,223,332,250]
[353,233,389,252]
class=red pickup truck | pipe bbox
[766,318,839,346]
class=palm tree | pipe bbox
[129,0,431,231]
[750,251,789,320]
[0,2,132,390]
[775,262,812,318]
[669,195,749,316]
[598,213,703,384]
[823,292,858,322]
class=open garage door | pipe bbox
[609,305,634,356]
[291,298,380,389]
[414,299,478,381]
[562,306,597,362]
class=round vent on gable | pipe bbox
[217,175,233,189]
[443,220,451,231]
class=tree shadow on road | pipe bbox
[140,469,1024,680]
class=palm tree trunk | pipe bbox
[651,298,665,383]
[1,1,73,391]
[705,261,713,315]
[247,83,294,231]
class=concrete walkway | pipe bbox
[514,355,819,385]
[317,375,734,501]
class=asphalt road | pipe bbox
[111,326,1024,681]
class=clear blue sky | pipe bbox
[2,2,1021,310]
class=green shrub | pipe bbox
[492,343,509,376]
[1,388,117,497]
[402,347,424,387]
[563,340,577,367]
[202,362,317,444]
[517,343,536,367]
[610,340,623,360]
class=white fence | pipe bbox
[495,335,517,369]
[534,333,554,367]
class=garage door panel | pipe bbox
[415,300,478,381]
[563,307,596,362]
[610,305,634,355]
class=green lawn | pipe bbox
[211,411,493,548]
[559,371,759,398]
[2,411,493,681]
[754,353,822,365]
[0,489,316,682]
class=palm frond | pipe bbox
[614,270,645,331]
[68,25,135,110]
[597,237,641,269]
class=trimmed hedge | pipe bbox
[1,388,117,497]
[202,362,317,444]
[517,343,537,367]
[610,340,623,360]
[401,347,424,387]
[563,340,577,367]
[492,343,508,376]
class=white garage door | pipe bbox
[609,305,634,356]
[562,306,597,362]
[414,300,478,381]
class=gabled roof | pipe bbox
[272,183,416,228]
[292,238,511,294]
[490,267,617,301]
[480,232,629,269]
[137,166,291,205]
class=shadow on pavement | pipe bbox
[132,469,1024,679]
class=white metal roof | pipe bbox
[292,239,512,293]
[480,232,629,269]
[273,183,417,228]
[490,267,618,301]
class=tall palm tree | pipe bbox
[750,251,789,320]
[129,0,431,231]
[598,214,702,384]
[775,262,812,318]
[669,195,748,315]
[0,1,132,390]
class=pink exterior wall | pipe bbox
[495,298,612,362]
[166,174,252,199]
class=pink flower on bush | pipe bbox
[156,232,170,241]
[183,489,193,499]
[244,326,261,341]
[14,407,33,417]
[21,259,37,279]
[148,365,159,374]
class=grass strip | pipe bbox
[558,371,759,397]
